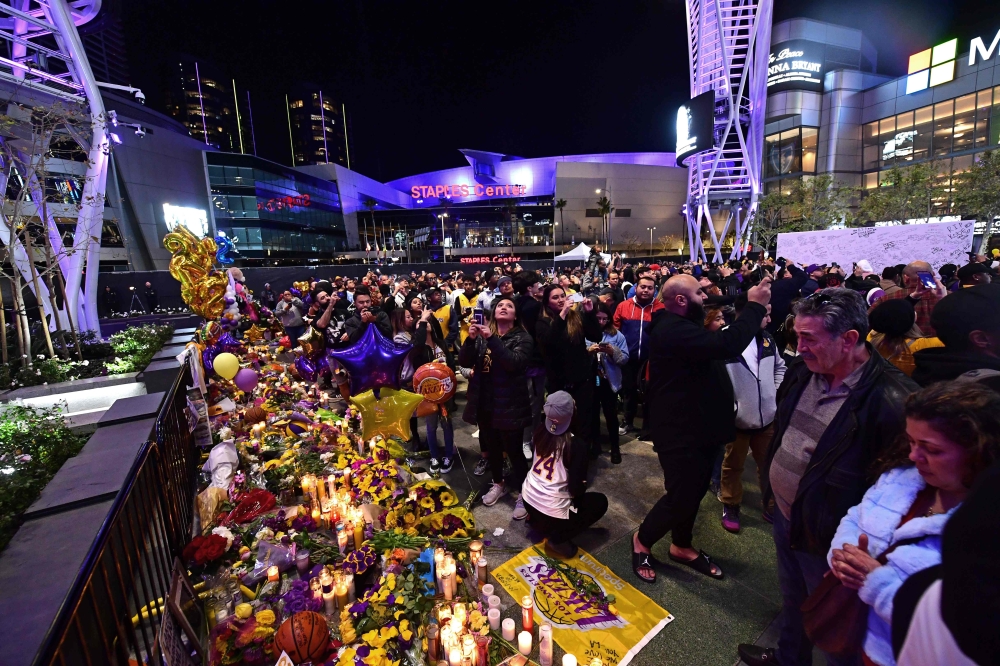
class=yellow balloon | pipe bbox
[350,388,424,441]
[213,352,240,380]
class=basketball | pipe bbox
[272,418,310,438]
[243,405,268,424]
[274,611,330,663]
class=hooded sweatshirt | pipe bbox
[911,347,1000,386]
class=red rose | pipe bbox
[182,535,207,563]
[194,534,229,564]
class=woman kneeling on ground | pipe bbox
[521,391,609,559]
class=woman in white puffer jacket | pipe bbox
[826,381,1000,666]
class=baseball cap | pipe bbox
[497,275,512,287]
[957,262,991,281]
[649,264,661,272]
[806,264,821,273]
[543,391,575,435]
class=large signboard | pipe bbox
[675,91,715,166]
[767,40,824,93]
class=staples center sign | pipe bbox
[411,184,527,199]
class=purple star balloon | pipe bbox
[328,324,411,398]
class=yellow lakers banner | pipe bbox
[492,546,673,666]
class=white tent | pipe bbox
[553,242,611,263]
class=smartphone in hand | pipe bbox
[916,271,937,290]
[473,307,484,326]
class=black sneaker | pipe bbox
[502,456,513,477]
[429,458,441,474]
[473,457,489,476]
[440,456,454,473]
[737,645,777,666]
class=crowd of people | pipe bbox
[261,245,1000,666]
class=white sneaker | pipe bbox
[472,429,480,438]
[618,424,630,436]
[512,496,528,520]
[522,441,532,459]
[482,482,507,506]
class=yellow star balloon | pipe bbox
[350,388,424,442]
[244,324,266,343]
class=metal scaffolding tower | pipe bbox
[684,0,772,262]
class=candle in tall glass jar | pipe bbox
[521,595,534,632]
[452,602,467,629]
[562,657,577,666]
[426,624,440,661]
[477,557,488,584]
[468,539,483,563]
[539,624,553,666]
[448,647,462,666]
[461,634,475,663]
[353,521,364,550]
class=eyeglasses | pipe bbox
[805,292,834,307]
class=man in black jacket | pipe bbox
[767,260,808,338]
[738,288,916,666]
[341,286,392,344]
[632,273,771,584]
[912,283,1000,386]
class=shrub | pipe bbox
[106,323,174,374]
[0,404,88,551]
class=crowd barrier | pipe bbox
[32,364,198,666]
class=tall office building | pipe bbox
[287,85,350,167]
[164,56,246,153]
[78,0,131,86]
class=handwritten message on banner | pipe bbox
[775,221,976,276]
[493,546,673,666]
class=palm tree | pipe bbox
[503,198,519,254]
[554,198,566,250]
[596,195,614,247]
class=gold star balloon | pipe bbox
[244,324,266,343]
[350,388,424,441]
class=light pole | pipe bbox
[596,187,613,249]
[647,226,656,257]
[437,213,448,263]
[552,221,558,259]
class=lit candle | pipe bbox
[477,557,488,584]
[588,659,603,666]
[317,473,327,506]
[442,563,455,601]
[562,656,578,666]
[353,520,364,550]
[501,618,516,642]
[480,583,494,606]
[335,573,349,610]
[448,647,462,666]
[295,549,311,576]
[310,577,322,601]
[487,608,501,631]
[320,569,336,615]
[344,572,355,602]
[337,529,349,555]
[267,565,279,583]
[301,474,316,502]
[311,507,321,527]
[462,634,475,663]
[426,624,440,661]
[343,468,352,489]
[434,548,446,593]
[320,391,330,408]
[521,595,534,633]
[452,602,467,629]
[518,631,532,657]
[539,624,553,666]
[468,539,483,564]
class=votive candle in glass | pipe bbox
[521,595,534,633]
[501,618,516,642]
[562,656,578,666]
[310,577,322,601]
[539,623,553,666]
[480,583,494,606]
[267,565,279,583]
[518,631,532,657]
[452,602,467,629]
[353,521,364,550]
[477,557,488,584]
[448,647,462,666]
[487,608,501,631]
[461,634,475,663]
[468,539,483,563]
[426,624,440,661]
[295,549,310,576]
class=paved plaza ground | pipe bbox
[419,380,804,666]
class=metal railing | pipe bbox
[33,364,198,666]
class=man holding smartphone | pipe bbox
[869,261,945,336]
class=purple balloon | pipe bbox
[328,324,411,398]
[234,368,258,393]
[290,288,301,297]
[316,354,331,380]
[202,345,219,374]
[295,354,317,382]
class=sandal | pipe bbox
[632,549,658,584]
[669,549,724,579]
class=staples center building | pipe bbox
[763,18,1000,240]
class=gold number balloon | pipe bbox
[350,388,424,442]
[163,226,228,320]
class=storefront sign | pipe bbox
[970,29,1000,65]
[410,184,527,199]
[459,255,521,264]
[257,194,311,211]
[906,39,956,94]
[767,40,824,92]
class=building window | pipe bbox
[614,209,631,217]
[764,127,819,183]
[585,209,601,217]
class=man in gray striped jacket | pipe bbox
[720,298,785,533]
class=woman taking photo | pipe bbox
[522,391,608,558]
[589,301,629,463]
[825,381,1000,666]
[460,296,534,519]
[536,284,602,452]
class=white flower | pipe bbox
[255,526,274,542]
[212,526,235,549]
[319,452,334,462]
[81,360,89,366]
[36,354,44,359]
[16,454,31,463]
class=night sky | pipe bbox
[122,0,995,182]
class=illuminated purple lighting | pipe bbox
[109,132,121,145]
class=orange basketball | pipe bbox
[244,405,268,424]
[412,363,456,404]
[274,611,330,664]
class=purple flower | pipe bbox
[385,593,395,605]
[284,595,306,614]
[356,646,370,658]
[349,600,369,614]
[290,579,309,592]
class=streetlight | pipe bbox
[596,187,613,248]
[437,213,448,262]
[552,221,558,259]
[647,226,656,257]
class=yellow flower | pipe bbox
[399,619,412,642]
[608,604,620,616]
[362,629,386,649]
[338,647,357,666]
[252,625,275,640]
[419,496,436,510]
[255,609,276,626]
[383,573,397,590]
[403,512,416,525]
[439,491,456,506]
[469,610,485,631]
[393,610,405,621]
[235,603,253,619]
[337,435,351,446]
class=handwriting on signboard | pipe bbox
[852,228,877,238]
[258,194,311,212]
[411,184,527,199]
[460,256,521,264]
